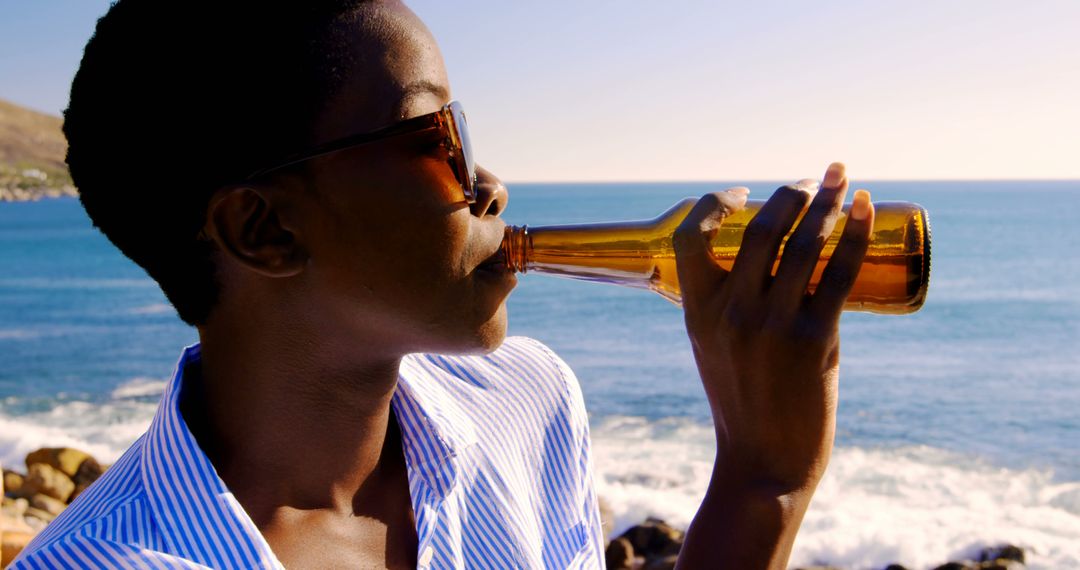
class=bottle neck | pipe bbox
[501,225,530,274]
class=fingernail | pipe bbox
[793,178,820,194]
[850,189,871,220]
[824,162,845,189]
[726,186,750,197]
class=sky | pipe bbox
[1,0,1077,182]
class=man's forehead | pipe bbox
[312,1,450,141]
[394,80,450,119]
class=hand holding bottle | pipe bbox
[672,163,874,569]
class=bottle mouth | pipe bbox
[501,225,530,273]
[912,204,932,308]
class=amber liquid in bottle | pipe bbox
[501,197,931,314]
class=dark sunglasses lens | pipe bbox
[450,102,476,202]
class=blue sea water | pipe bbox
[2,181,1079,568]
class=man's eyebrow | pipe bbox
[396,80,451,116]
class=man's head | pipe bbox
[65,0,513,355]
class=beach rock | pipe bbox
[604,536,634,570]
[28,494,65,517]
[976,562,1024,570]
[70,481,92,503]
[73,457,104,488]
[0,508,34,535]
[20,464,74,503]
[618,517,684,560]
[22,515,48,534]
[24,507,56,524]
[1,499,28,521]
[25,447,93,479]
[977,545,1025,565]
[2,530,35,567]
[642,554,679,570]
[2,471,24,498]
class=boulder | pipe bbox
[29,494,66,517]
[979,563,1024,570]
[25,448,92,479]
[642,554,679,570]
[0,511,34,535]
[618,518,684,559]
[0,499,28,521]
[73,457,104,487]
[2,471,23,498]
[605,536,634,570]
[20,464,75,503]
[70,481,92,504]
[24,507,56,524]
[977,545,1025,565]
[1,530,35,567]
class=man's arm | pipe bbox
[670,163,874,569]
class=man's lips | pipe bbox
[476,246,509,273]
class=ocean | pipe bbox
[2,180,1078,568]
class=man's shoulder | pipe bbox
[10,435,166,568]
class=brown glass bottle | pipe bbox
[501,197,931,314]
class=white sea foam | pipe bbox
[0,395,158,469]
[111,377,168,399]
[590,416,1080,570]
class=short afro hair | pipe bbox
[64,0,374,327]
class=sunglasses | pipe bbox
[242,100,477,203]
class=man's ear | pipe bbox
[200,183,308,278]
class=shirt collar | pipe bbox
[141,342,284,569]
[140,342,478,567]
[393,353,480,496]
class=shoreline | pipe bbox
[603,517,1027,570]
[3,445,1034,570]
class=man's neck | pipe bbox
[179,329,406,526]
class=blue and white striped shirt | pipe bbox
[12,336,605,569]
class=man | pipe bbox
[13,1,873,568]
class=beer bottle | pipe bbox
[500,196,930,314]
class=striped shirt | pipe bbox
[12,336,605,569]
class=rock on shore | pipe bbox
[602,516,1028,570]
[1,448,108,568]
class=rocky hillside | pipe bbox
[0,98,77,202]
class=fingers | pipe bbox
[811,189,874,319]
[726,179,815,298]
[673,188,749,309]
[769,162,850,315]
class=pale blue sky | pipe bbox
[1,1,1077,181]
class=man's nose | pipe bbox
[470,164,508,218]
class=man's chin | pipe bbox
[470,304,509,354]
[414,306,508,356]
